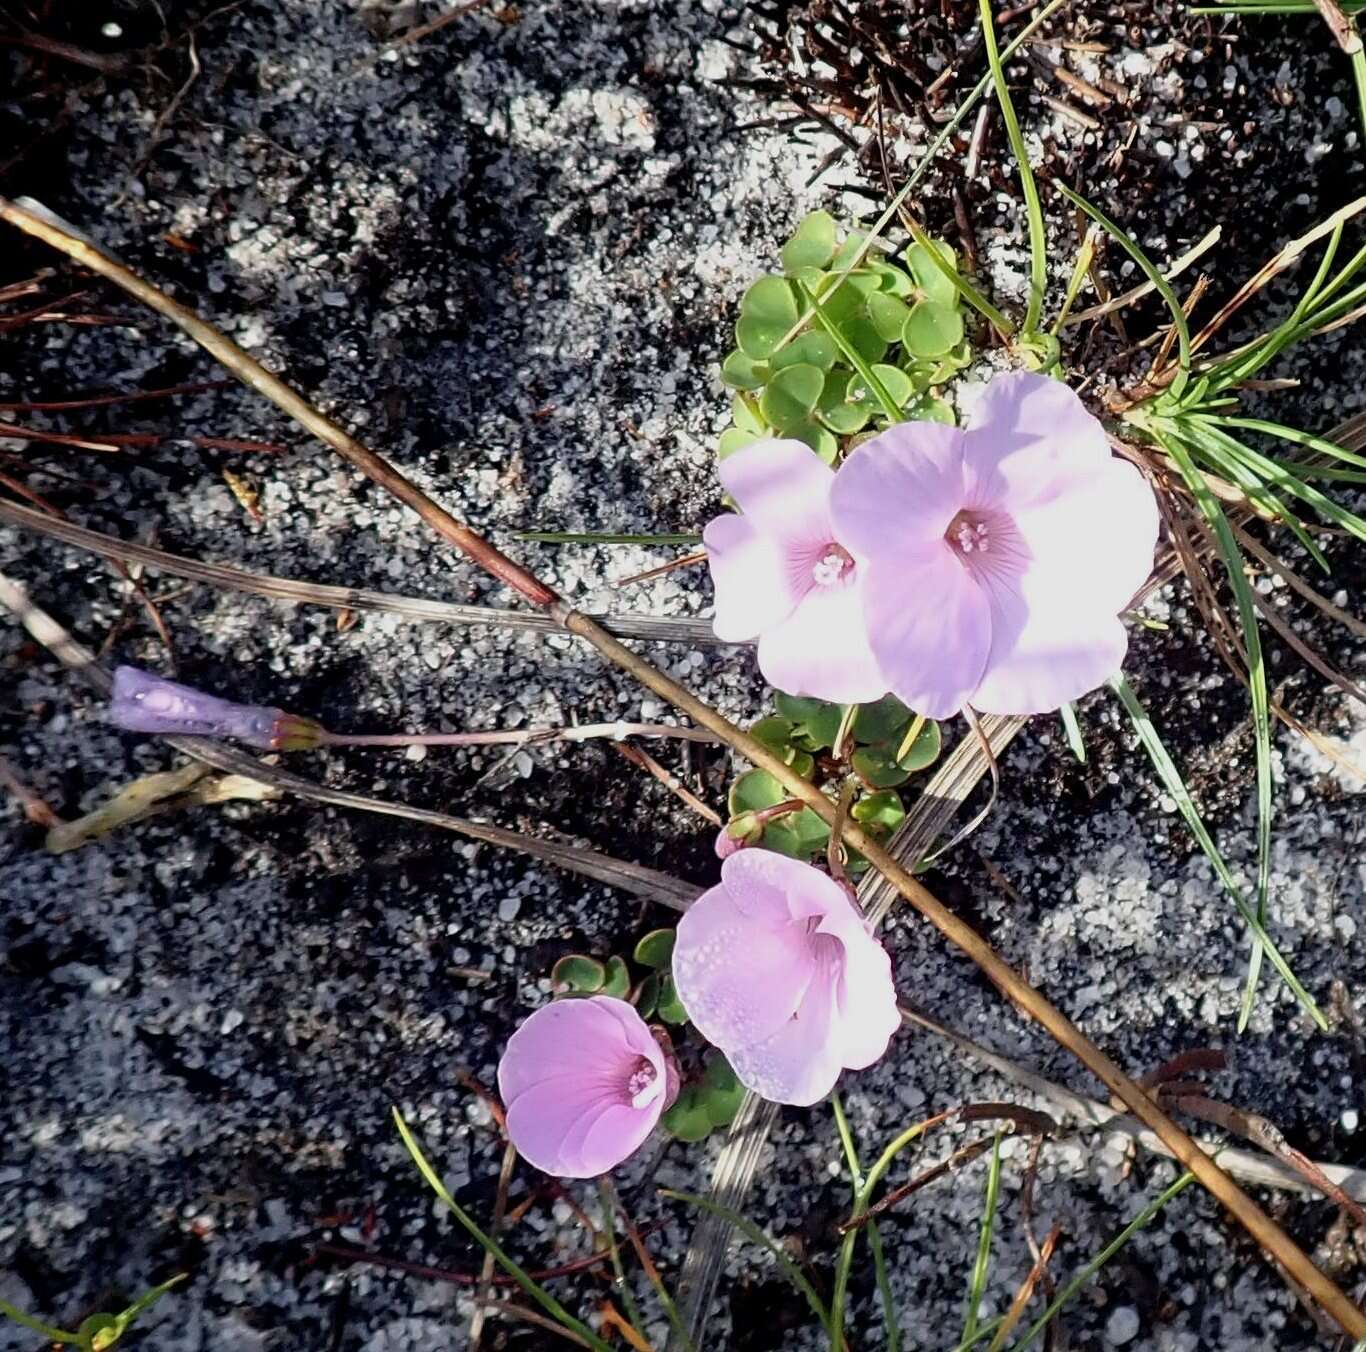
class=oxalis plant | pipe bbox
[5,1,1366,1348]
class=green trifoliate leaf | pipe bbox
[760,363,825,430]
[769,329,837,372]
[736,276,799,358]
[903,300,964,359]
[721,349,768,390]
[634,928,676,969]
[906,240,960,308]
[870,363,914,409]
[781,210,838,273]
[867,291,913,343]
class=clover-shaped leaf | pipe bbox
[731,393,765,434]
[870,363,914,410]
[903,300,964,359]
[851,694,915,744]
[721,349,768,390]
[717,426,760,460]
[600,955,631,999]
[787,418,838,465]
[851,788,906,837]
[769,330,837,372]
[906,240,961,309]
[867,291,912,343]
[909,394,956,425]
[737,276,799,358]
[656,974,688,1025]
[760,362,824,430]
[781,210,838,273]
[818,371,875,435]
[851,719,942,788]
[700,1055,746,1127]
[773,693,846,749]
[662,1086,714,1141]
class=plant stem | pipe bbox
[319,722,717,748]
[8,194,1362,1343]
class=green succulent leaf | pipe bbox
[909,394,957,425]
[851,721,941,788]
[831,228,872,273]
[781,210,838,273]
[867,291,913,343]
[869,260,915,297]
[852,695,915,744]
[763,810,830,859]
[843,315,889,364]
[728,768,786,817]
[600,955,631,999]
[870,363,914,409]
[787,418,839,464]
[552,954,607,994]
[700,1056,746,1127]
[751,715,798,753]
[774,693,846,749]
[906,240,961,308]
[634,928,675,970]
[633,971,660,1020]
[817,371,875,435]
[903,300,965,359]
[851,788,906,835]
[769,329,837,372]
[737,276,799,358]
[661,1086,714,1142]
[721,349,769,390]
[731,393,766,434]
[760,363,825,430]
[717,425,760,460]
[656,974,688,1025]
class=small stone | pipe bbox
[1105,1307,1140,1345]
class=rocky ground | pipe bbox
[3,1,1366,1349]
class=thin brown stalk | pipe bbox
[469,1141,519,1349]
[4,195,1364,1340]
[0,754,64,827]
[1233,525,1366,643]
[612,742,722,826]
[1063,227,1219,327]
[987,1224,1062,1352]
[0,379,233,412]
[1310,0,1363,52]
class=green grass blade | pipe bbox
[1005,1173,1196,1351]
[1059,701,1086,763]
[800,278,903,423]
[1055,184,1191,371]
[1196,414,1366,472]
[515,531,702,545]
[0,1299,79,1344]
[661,1189,833,1334]
[960,1133,1005,1347]
[905,216,1014,337]
[597,1181,647,1338]
[1109,675,1326,1029]
[393,1109,615,1352]
[979,0,1047,333]
[830,1095,901,1352]
[1148,428,1275,1030]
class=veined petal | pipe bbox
[814,901,901,1071]
[505,1082,657,1178]
[497,998,639,1104]
[1009,459,1159,614]
[860,546,992,719]
[756,578,888,703]
[673,879,818,1050]
[829,420,967,557]
[726,942,843,1107]
[717,438,837,550]
[961,372,1112,512]
[720,848,849,928]
[703,512,806,642]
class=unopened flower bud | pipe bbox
[108,665,322,751]
[714,812,761,859]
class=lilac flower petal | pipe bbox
[109,665,281,746]
[859,547,992,719]
[756,583,887,703]
[827,420,966,557]
[813,900,902,1072]
[672,878,818,1050]
[960,371,1111,512]
[497,996,666,1178]
[720,848,837,929]
[1010,459,1159,614]
[726,941,843,1106]
[717,438,838,549]
[703,512,805,642]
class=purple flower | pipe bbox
[497,996,679,1178]
[828,372,1159,717]
[672,851,899,1107]
[703,439,887,703]
[108,665,321,749]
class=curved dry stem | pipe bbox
[3,195,1361,1340]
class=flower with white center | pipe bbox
[497,996,679,1178]
[703,439,887,703]
[828,371,1159,718]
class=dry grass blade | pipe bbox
[0,499,720,647]
[987,1224,1061,1352]
[1062,227,1221,327]
[6,196,1364,1342]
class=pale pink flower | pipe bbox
[497,996,678,1178]
[672,851,899,1106]
[703,439,887,702]
[828,372,1158,718]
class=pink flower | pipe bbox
[672,851,899,1106]
[703,439,887,702]
[497,996,678,1178]
[828,372,1158,718]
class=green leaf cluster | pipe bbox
[660,1054,746,1142]
[717,212,969,460]
[550,928,686,1023]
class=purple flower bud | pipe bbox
[108,666,323,750]
[714,812,761,859]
